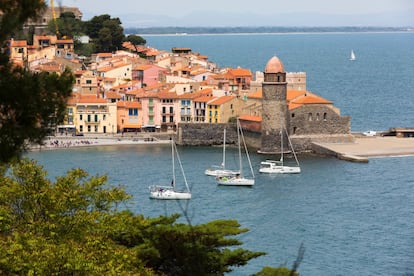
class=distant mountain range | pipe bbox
[124,26,413,35]
[86,10,414,29]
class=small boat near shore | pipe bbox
[259,126,301,174]
[149,140,191,200]
[217,119,255,186]
[205,128,240,177]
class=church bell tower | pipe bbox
[260,56,289,154]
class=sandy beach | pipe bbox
[31,135,414,162]
[30,135,171,150]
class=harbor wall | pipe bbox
[176,123,354,153]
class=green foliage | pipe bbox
[0,1,75,164]
[253,266,299,276]
[0,159,266,275]
[125,34,146,47]
[47,11,85,39]
[84,14,124,53]
[0,159,150,275]
[0,63,74,163]
[0,0,46,45]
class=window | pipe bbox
[293,127,297,134]
[79,114,83,120]
[103,114,106,120]
[308,113,312,121]
[94,125,98,132]
[87,114,91,122]
[87,125,91,132]
[129,108,138,116]
[291,113,295,118]
[323,113,327,121]
[316,113,320,121]
[79,125,83,132]
[86,79,92,84]
[94,114,98,122]
[169,106,173,114]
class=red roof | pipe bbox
[208,95,235,105]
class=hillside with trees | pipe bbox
[0,1,301,275]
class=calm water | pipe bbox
[27,33,414,275]
[146,32,414,132]
[27,144,414,276]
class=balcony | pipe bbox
[84,120,100,124]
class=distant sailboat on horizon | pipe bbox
[350,50,356,61]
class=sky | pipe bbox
[50,0,414,27]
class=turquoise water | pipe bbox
[26,33,414,275]
[145,32,414,132]
[27,145,414,275]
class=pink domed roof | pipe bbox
[264,56,285,73]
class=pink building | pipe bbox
[132,64,168,87]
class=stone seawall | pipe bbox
[177,123,354,154]
[177,123,239,146]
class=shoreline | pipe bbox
[314,136,414,162]
[29,135,171,151]
[29,135,414,161]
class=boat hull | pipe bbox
[216,176,254,186]
[259,164,301,174]
[149,186,191,200]
[205,168,240,177]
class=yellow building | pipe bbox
[207,95,239,123]
[60,94,119,135]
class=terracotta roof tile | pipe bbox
[239,115,262,122]
[106,91,122,99]
[194,95,215,103]
[77,95,107,104]
[248,89,262,99]
[10,40,27,47]
[208,95,235,105]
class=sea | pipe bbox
[27,32,414,275]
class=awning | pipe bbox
[57,124,76,128]
[123,124,142,128]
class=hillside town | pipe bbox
[8,5,350,148]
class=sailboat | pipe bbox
[216,119,255,186]
[259,126,301,174]
[149,140,191,200]
[205,128,240,177]
[350,50,356,61]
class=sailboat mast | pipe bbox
[171,140,175,189]
[222,128,226,169]
[237,120,242,175]
[280,129,284,163]
[239,119,255,178]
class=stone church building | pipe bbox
[240,55,351,153]
[177,55,352,153]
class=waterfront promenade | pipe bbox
[314,136,414,162]
[31,134,414,162]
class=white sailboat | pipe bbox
[350,50,356,61]
[259,126,301,174]
[149,140,191,200]
[205,128,240,177]
[217,119,255,186]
